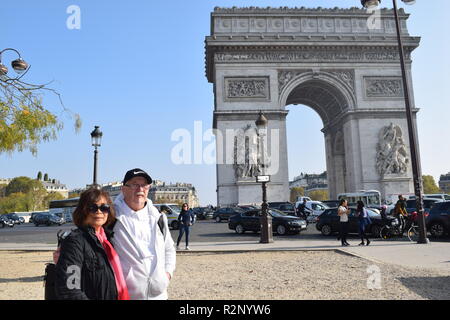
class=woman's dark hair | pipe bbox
[181,203,189,210]
[72,188,116,228]
[339,199,347,206]
[356,200,365,212]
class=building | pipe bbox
[290,172,328,190]
[439,173,450,194]
[149,180,200,208]
[42,180,69,198]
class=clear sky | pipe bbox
[0,0,449,205]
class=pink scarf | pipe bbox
[96,227,130,300]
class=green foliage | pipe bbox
[422,175,441,194]
[37,171,42,180]
[308,190,329,202]
[44,173,48,181]
[289,187,305,203]
[0,177,64,213]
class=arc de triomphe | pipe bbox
[204,7,421,206]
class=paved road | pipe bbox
[1,219,448,245]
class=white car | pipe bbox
[295,201,329,223]
[153,203,181,230]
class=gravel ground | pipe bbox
[1,250,449,300]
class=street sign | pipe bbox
[256,175,270,183]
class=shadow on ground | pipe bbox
[398,276,450,300]
[0,276,43,284]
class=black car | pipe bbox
[33,213,65,226]
[192,207,214,220]
[0,215,14,228]
[316,207,397,237]
[268,202,296,216]
[5,213,25,225]
[213,207,245,222]
[228,209,307,235]
[426,201,450,237]
[405,199,440,214]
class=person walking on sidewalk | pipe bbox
[176,203,195,251]
[356,200,372,246]
[338,199,350,246]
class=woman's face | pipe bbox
[85,196,109,231]
[343,200,347,207]
[182,204,189,210]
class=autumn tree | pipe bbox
[0,48,81,155]
[422,175,441,194]
[289,187,305,203]
[308,190,329,202]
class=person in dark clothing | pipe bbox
[296,199,307,219]
[55,188,129,300]
[176,203,195,251]
[356,200,372,246]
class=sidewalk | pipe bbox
[1,239,449,272]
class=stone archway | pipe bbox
[205,7,421,206]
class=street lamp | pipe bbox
[361,0,428,244]
[90,126,103,188]
[0,48,29,78]
[255,112,273,243]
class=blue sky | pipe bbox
[0,0,449,205]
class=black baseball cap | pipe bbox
[123,168,153,185]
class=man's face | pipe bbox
[122,176,150,211]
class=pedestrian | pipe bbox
[111,168,176,300]
[55,188,129,300]
[176,203,195,251]
[356,200,372,246]
[338,199,350,246]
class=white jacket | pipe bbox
[112,193,176,300]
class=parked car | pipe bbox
[389,198,441,215]
[213,207,245,222]
[154,203,181,229]
[0,215,14,228]
[33,212,65,226]
[5,213,25,225]
[237,205,259,212]
[268,202,296,216]
[192,207,214,220]
[228,209,307,235]
[315,207,396,237]
[426,201,450,238]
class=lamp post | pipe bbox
[361,0,428,244]
[0,48,29,78]
[90,126,103,188]
[255,112,273,243]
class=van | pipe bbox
[153,203,181,230]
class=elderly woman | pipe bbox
[55,188,129,300]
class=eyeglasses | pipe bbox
[88,204,111,214]
[124,184,151,190]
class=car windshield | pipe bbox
[366,209,380,218]
[169,205,181,213]
[269,209,290,217]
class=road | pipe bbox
[0,219,446,244]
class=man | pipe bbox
[394,195,408,233]
[111,168,176,300]
[296,199,308,220]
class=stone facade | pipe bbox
[205,7,421,206]
[149,180,200,208]
[439,173,450,194]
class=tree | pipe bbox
[37,171,42,180]
[0,192,29,213]
[43,173,48,181]
[290,187,305,203]
[5,176,41,196]
[308,190,329,202]
[0,53,81,156]
[422,175,441,194]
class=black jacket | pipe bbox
[178,209,195,226]
[55,226,118,300]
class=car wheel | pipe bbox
[235,224,245,234]
[371,225,382,238]
[215,216,221,223]
[321,224,332,236]
[429,222,445,238]
[276,225,287,236]
[171,221,179,230]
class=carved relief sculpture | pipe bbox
[225,77,269,100]
[376,123,409,176]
